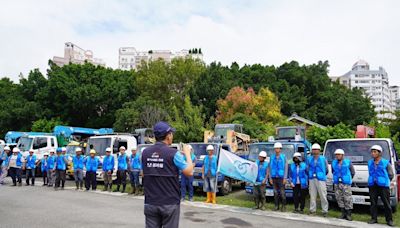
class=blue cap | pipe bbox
[56,148,62,153]
[153,121,176,137]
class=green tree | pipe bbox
[307,123,355,146]
[169,96,205,142]
[31,118,65,132]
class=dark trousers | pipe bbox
[55,169,66,188]
[369,185,393,222]
[26,168,36,185]
[253,184,266,206]
[9,167,22,185]
[85,171,97,190]
[144,204,180,228]
[42,170,48,185]
[293,184,307,210]
[180,173,194,199]
[272,178,286,207]
[116,170,127,185]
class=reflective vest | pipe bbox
[56,155,66,170]
[73,155,84,170]
[85,157,99,172]
[270,154,286,178]
[16,153,23,167]
[48,155,56,169]
[26,155,37,169]
[142,142,180,205]
[118,154,128,170]
[102,155,115,171]
[308,156,327,181]
[332,158,352,185]
[368,158,390,187]
[256,159,268,183]
[130,153,142,170]
[41,158,48,172]
[290,162,308,188]
[204,155,217,177]
[2,155,10,167]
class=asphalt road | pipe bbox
[0,184,343,228]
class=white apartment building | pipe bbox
[53,42,105,67]
[333,60,395,119]
[118,47,203,70]
[390,85,400,111]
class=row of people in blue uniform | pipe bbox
[0,146,143,194]
[253,142,394,227]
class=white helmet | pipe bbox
[274,142,283,149]
[258,151,267,158]
[105,147,112,152]
[4,146,10,151]
[49,148,55,153]
[119,146,126,150]
[61,147,67,152]
[188,144,193,150]
[75,147,82,152]
[12,147,20,153]
[312,143,321,150]
[293,152,302,158]
[43,152,49,156]
[206,145,214,151]
[334,149,345,155]
[371,145,383,153]
[29,149,34,153]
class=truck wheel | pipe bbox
[219,178,232,196]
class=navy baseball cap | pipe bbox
[153,121,176,137]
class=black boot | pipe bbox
[115,185,120,192]
[273,194,279,211]
[259,198,266,211]
[122,184,126,193]
[32,178,35,186]
[75,182,79,190]
[253,197,260,209]
[80,181,83,190]
[130,186,135,195]
[345,210,352,221]
[339,208,346,219]
[103,185,108,191]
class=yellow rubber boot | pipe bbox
[205,192,212,203]
[212,193,217,204]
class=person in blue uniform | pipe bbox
[269,142,288,212]
[367,145,394,227]
[47,149,56,187]
[202,145,218,204]
[289,152,308,214]
[54,148,68,190]
[85,149,100,191]
[129,147,142,195]
[181,144,196,202]
[73,147,85,190]
[142,121,194,228]
[102,147,115,192]
[24,149,38,186]
[41,152,49,186]
[116,146,129,193]
[254,151,269,210]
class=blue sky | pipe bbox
[1,0,400,85]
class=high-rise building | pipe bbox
[332,60,395,119]
[118,47,203,70]
[53,42,105,67]
[390,85,400,111]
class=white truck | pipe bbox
[85,134,137,181]
[17,134,59,160]
[324,138,399,212]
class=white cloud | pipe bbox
[0,0,399,85]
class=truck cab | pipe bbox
[245,141,309,197]
[17,134,58,159]
[189,142,235,195]
[86,134,137,181]
[324,138,399,212]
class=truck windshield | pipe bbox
[17,137,33,152]
[87,138,111,156]
[277,128,305,139]
[248,144,295,162]
[324,140,391,164]
[190,144,219,160]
